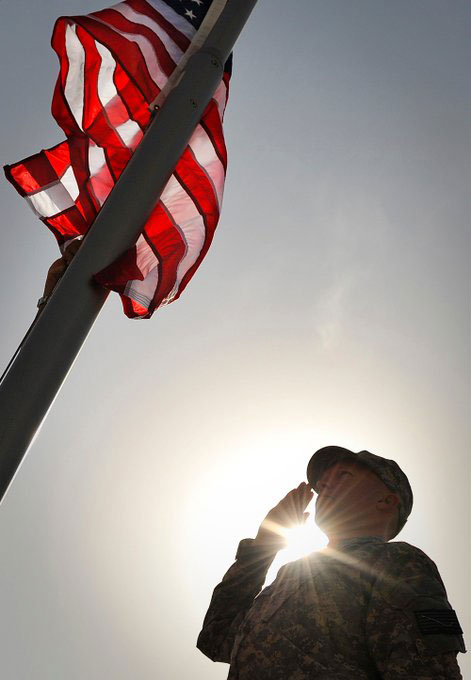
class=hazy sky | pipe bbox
[0,1,469,678]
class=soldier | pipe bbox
[197,445,466,679]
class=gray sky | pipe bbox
[0,1,470,678]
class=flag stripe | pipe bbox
[141,201,187,310]
[212,78,229,122]
[94,41,143,149]
[51,20,86,137]
[189,124,225,209]
[200,100,228,170]
[88,141,114,206]
[27,181,75,218]
[112,61,151,129]
[64,25,86,130]
[95,40,119,108]
[159,173,207,293]
[60,166,81,201]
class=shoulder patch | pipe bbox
[415,609,463,635]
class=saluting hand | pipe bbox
[254,482,314,550]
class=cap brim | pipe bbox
[307,446,358,489]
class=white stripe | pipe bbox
[88,142,114,206]
[91,15,168,90]
[95,40,118,107]
[124,234,160,310]
[61,166,80,201]
[160,174,206,289]
[145,0,195,39]
[189,124,225,209]
[124,268,158,311]
[112,3,183,64]
[212,79,228,121]
[27,181,75,218]
[116,119,143,149]
[94,41,142,149]
[88,141,107,177]
[64,24,85,129]
[135,233,159,276]
[174,213,206,291]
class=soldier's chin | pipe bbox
[315,507,343,533]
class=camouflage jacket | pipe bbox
[197,537,466,679]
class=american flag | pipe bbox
[4,0,231,318]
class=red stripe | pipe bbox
[46,206,89,241]
[5,152,57,194]
[171,148,221,299]
[143,201,186,311]
[4,164,32,197]
[123,297,149,318]
[77,26,108,135]
[222,72,231,114]
[127,0,190,53]
[44,141,72,179]
[94,8,177,78]
[66,137,97,225]
[200,101,228,171]
[113,62,151,130]
[101,145,133,183]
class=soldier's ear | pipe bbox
[377,494,399,513]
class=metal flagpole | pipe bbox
[0,0,259,503]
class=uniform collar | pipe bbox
[333,536,385,551]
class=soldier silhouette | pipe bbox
[197,445,466,679]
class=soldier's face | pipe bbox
[314,462,390,536]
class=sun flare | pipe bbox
[261,518,328,586]
[281,522,328,562]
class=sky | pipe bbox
[0,0,470,678]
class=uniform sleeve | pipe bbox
[366,542,466,680]
[196,538,278,663]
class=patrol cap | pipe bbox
[307,446,413,536]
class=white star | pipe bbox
[191,0,203,5]
[185,8,196,20]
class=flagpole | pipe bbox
[0,0,259,503]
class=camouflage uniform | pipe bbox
[197,536,465,679]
